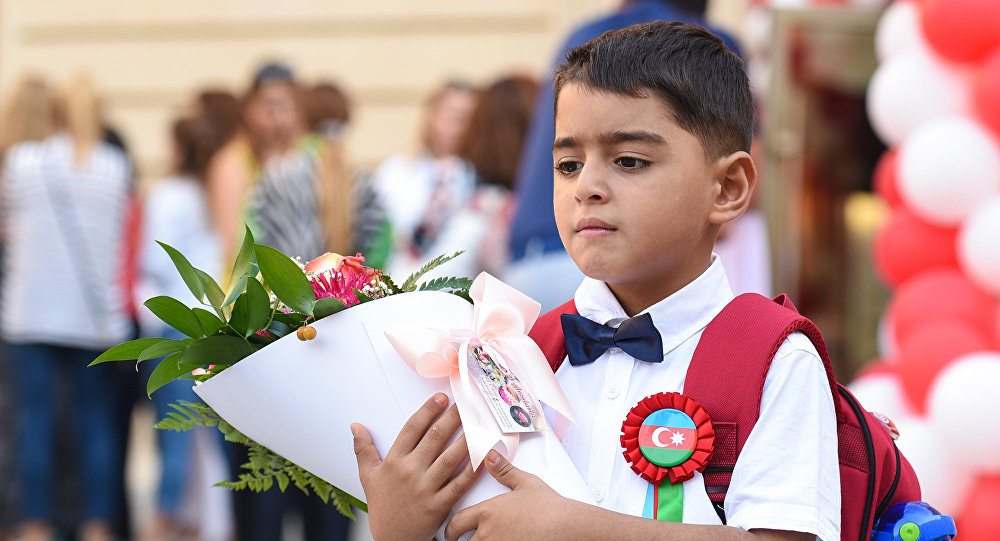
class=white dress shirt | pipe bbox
[550,257,840,541]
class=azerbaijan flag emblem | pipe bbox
[638,408,697,467]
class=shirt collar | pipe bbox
[573,256,734,356]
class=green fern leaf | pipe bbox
[417,276,474,292]
[380,273,404,295]
[399,251,464,292]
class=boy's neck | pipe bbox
[605,254,714,317]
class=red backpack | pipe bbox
[529,293,921,541]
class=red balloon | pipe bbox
[854,359,896,380]
[921,0,1000,63]
[889,268,998,346]
[873,149,904,209]
[898,320,991,413]
[958,476,1000,540]
[972,46,1000,138]
[873,208,959,288]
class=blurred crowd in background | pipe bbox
[0,0,903,540]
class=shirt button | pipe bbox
[606,385,621,399]
[593,487,606,501]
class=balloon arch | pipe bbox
[846,0,1000,538]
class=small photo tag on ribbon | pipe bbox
[460,342,545,434]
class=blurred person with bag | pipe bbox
[135,113,228,541]
[227,64,356,541]
[0,74,132,541]
[418,75,538,279]
[370,81,479,277]
[304,81,391,270]
[0,73,56,541]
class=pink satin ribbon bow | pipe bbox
[384,272,578,469]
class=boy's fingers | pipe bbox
[386,393,449,459]
[440,460,480,507]
[484,449,529,490]
[444,503,481,541]
[414,403,462,463]
[427,432,470,488]
[351,423,382,478]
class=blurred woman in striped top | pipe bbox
[1,74,131,541]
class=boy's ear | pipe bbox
[708,150,757,225]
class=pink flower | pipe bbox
[303,252,346,275]
[191,364,217,376]
[305,252,382,307]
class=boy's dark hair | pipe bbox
[553,21,753,160]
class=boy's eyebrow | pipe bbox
[552,136,579,152]
[599,130,667,145]
[552,131,667,152]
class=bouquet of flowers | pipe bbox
[93,228,590,527]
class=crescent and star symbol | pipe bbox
[651,427,686,447]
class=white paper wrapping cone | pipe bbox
[193,291,594,537]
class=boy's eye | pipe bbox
[555,160,582,175]
[615,156,650,170]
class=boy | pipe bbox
[352,21,839,541]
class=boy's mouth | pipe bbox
[575,217,617,237]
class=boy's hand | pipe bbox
[353,393,480,541]
[444,449,582,541]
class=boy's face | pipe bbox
[553,83,721,297]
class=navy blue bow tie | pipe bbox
[560,312,664,366]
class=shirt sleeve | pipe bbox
[724,332,841,541]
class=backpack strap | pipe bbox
[684,293,843,506]
[528,299,578,372]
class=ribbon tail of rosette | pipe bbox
[489,333,579,428]
[447,368,517,469]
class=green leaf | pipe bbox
[254,244,316,315]
[158,241,206,303]
[244,278,271,334]
[144,296,204,338]
[352,288,373,304]
[346,492,367,513]
[193,308,226,335]
[399,251,464,292]
[229,293,249,336]
[91,337,170,365]
[273,312,308,328]
[226,226,256,298]
[313,297,347,319]
[265,319,292,338]
[196,269,226,308]
[332,488,357,519]
[380,273,404,295]
[275,472,290,492]
[147,354,201,396]
[222,274,248,308]
[137,339,190,364]
[417,276,474,292]
[178,335,256,367]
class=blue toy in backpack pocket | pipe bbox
[871,501,957,541]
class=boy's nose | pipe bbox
[574,164,608,203]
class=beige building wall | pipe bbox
[0,0,626,180]
[0,1,745,180]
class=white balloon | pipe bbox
[927,351,1000,475]
[848,371,914,421]
[893,414,973,516]
[875,0,928,61]
[958,197,1000,295]
[898,116,1000,225]
[851,0,889,8]
[866,50,970,146]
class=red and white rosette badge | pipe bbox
[620,392,714,522]
[384,273,578,469]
